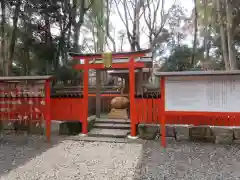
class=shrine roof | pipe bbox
[68,49,151,58]
[68,49,153,66]
[0,76,53,82]
[155,70,240,77]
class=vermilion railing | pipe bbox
[134,93,238,126]
[135,97,161,124]
[50,97,84,121]
[164,115,240,126]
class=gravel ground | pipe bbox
[0,135,240,180]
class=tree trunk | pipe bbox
[191,0,198,65]
[44,12,53,74]
[73,24,81,52]
[132,0,141,51]
[1,0,6,75]
[8,0,21,76]
[217,0,230,70]
[95,0,105,118]
[120,36,124,52]
[73,0,86,53]
[225,0,237,70]
[23,45,30,76]
[203,0,209,70]
[106,0,116,52]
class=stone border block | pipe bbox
[88,115,96,131]
[29,121,44,135]
[190,126,214,142]
[159,124,176,137]
[1,121,15,131]
[211,126,233,144]
[233,127,240,139]
[138,124,176,140]
[174,125,190,141]
[138,124,158,140]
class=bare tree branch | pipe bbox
[143,0,152,31]
[84,0,94,11]
[106,0,116,51]
[120,0,135,23]
[114,0,131,35]
[152,0,161,32]
[151,0,177,47]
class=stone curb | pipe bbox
[0,115,97,136]
[137,124,239,144]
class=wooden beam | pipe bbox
[74,62,145,70]
[69,49,151,60]
[88,94,128,97]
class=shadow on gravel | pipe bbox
[133,139,240,180]
[0,134,65,177]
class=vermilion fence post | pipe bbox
[82,58,89,134]
[160,76,166,147]
[129,57,136,136]
[45,79,51,142]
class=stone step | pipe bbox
[68,136,144,144]
[93,123,130,129]
[88,128,130,138]
[95,118,130,124]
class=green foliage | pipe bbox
[1,0,96,76]
[161,46,197,71]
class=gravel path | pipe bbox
[0,135,240,180]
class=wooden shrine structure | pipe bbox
[69,49,152,137]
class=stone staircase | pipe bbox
[69,118,134,143]
[88,118,130,138]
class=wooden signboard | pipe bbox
[165,75,240,112]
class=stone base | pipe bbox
[127,134,139,140]
[1,121,15,131]
[159,125,176,137]
[175,125,190,141]
[212,127,233,144]
[88,115,96,131]
[59,121,82,135]
[108,108,128,119]
[233,139,240,144]
[233,127,240,139]
[29,121,44,135]
[190,126,214,142]
[138,124,158,140]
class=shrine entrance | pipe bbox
[69,49,151,137]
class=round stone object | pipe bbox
[110,97,129,109]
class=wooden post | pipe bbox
[45,79,51,142]
[96,70,101,118]
[160,76,166,147]
[138,69,143,94]
[129,57,136,136]
[82,58,89,134]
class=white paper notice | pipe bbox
[165,75,240,112]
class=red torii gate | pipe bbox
[69,49,151,137]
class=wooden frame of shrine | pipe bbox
[69,49,151,137]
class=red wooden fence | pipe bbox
[51,98,84,121]
[134,97,237,126]
[49,97,237,126]
[135,98,161,124]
